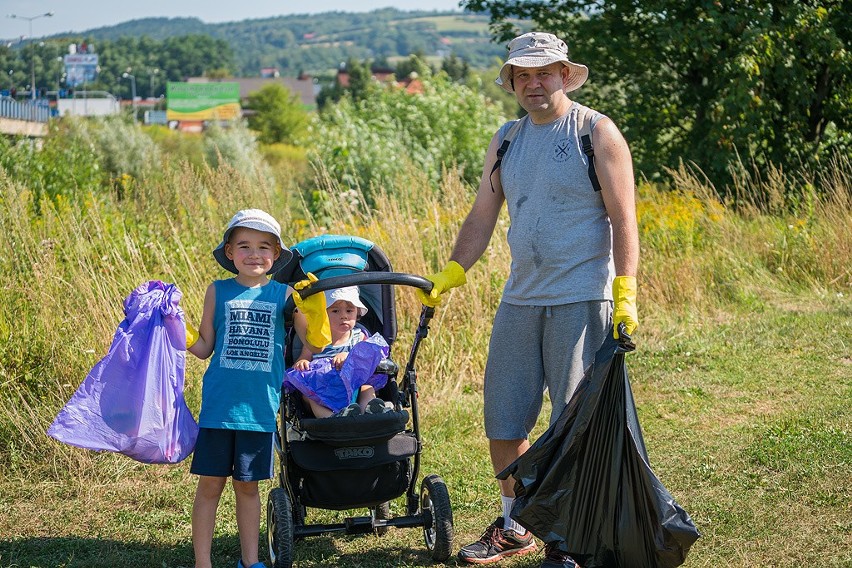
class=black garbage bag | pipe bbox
[497,333,700,568]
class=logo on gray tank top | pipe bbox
[553,138,573,163]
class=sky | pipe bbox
[2,0,465,40]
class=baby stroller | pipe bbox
[266,234,454,567]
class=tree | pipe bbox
[461,0,851,193]
[396,51,433,79]
[245,83,309,145]
[441,53,471,82]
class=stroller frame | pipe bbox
[266,241,453,568]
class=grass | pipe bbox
[0,124,850,567]
[1,303,849,567]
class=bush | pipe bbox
[310,70,506,207]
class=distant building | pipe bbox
[187,75,319,109]
[335,67,422,94]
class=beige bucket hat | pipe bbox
[496,31,589,94]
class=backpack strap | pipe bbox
[489,109,602,193]
[577,105,603,192]
[488,116,528,192]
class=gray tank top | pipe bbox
[498,101,615,306]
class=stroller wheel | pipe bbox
[371,501,391,536]
[266,488,294,568]
[420,474,454,562]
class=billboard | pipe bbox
[166,82,241,121]
[64,54,99,88]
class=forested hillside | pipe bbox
[42,9,504,76]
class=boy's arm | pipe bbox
[294,326,314,364]
[293,309,322,355]
[292,274,332,349]
[188,283,216,359]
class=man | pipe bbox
[417,32,640,568]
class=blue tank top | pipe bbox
[198,278,287,432]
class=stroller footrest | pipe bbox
[298,410,409,446]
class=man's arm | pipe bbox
[417,131,507,307]
[593,117,640,338]
[449,131,507,270]
[593,118,639,277]
[417,130,507,306]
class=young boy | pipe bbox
[292,286,386,418]
[185,209,329,568]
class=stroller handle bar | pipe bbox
[293,272,433,298]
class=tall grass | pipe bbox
[1,139,850,482]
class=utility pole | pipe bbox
[6,12,54,100]
[122,70,137,120]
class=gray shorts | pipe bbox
[483,300,611,440]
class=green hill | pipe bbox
[46,9,505,77]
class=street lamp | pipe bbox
[7,12,54,100]
[122,71,136,119]
[149,67,159,98]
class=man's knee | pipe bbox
[489,438,530,473]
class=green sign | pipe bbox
[166,82,241,121]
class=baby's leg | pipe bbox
[356,385,377,410]
[307,397,333,418]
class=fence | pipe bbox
[0,96,51,123]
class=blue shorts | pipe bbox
[189,427,275,481]
[483,300,611,440]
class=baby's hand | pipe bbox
[332,352,349,370]
[293,359,311,371]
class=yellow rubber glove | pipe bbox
[613,275,638,339]
[416,260,467,307]
[292,272,332,349]
[185,321,199,350]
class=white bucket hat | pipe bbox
[213,208,291,274]
[325,286,368,317]
[496,31,589,94]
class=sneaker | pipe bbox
[540,542,581,568]
[365,398,390,414]
[457,517,537,564]
[333,403,361,417]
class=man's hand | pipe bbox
[185,321,199,350]
[612,276,638,339]
[416,261,467,307]
[293,273,332,349]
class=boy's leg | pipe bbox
[233,479,261,567]
[190,428,236,568]
[231,430,275,567]
[192,475,227,568]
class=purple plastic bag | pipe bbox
[48,280,198,464]
[283,333,390,413]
